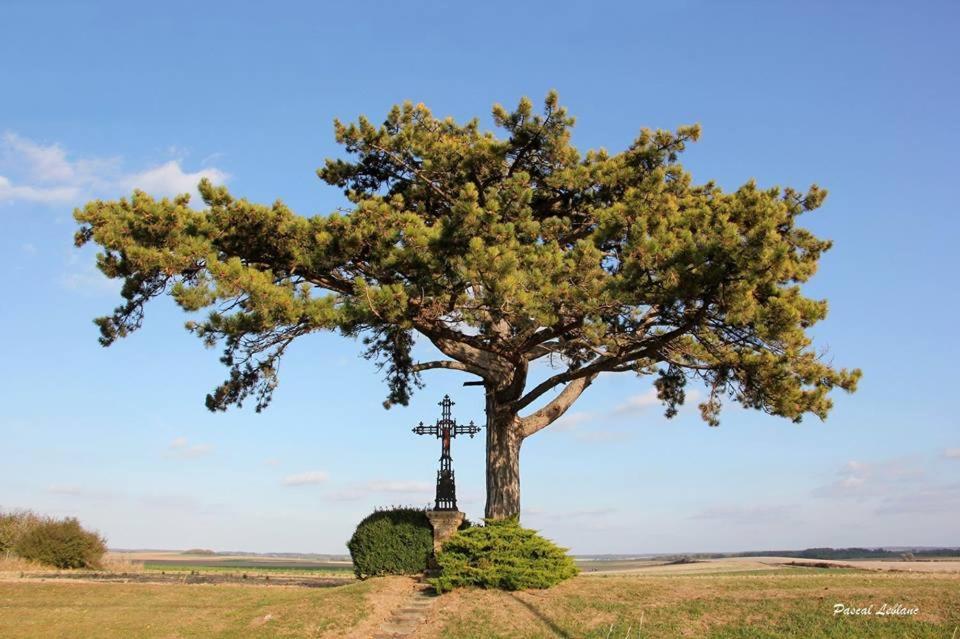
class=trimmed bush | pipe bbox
[347,507,433,578]
[14,517,106,569]
[429,518,578,592]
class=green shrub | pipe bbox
[347,507,434,578]
[429,518,578,592]
[0,510,45,555]
[14,517,106,569]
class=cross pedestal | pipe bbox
[425,510,464,554]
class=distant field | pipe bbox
[579,555,960,575]
[111,551,355,576]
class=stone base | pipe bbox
[425,510,464,554]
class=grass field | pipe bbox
[1,564,958,638]
[0,579,377,639]
[423,569,960,638]
[0,556,960,639]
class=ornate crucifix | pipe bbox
[412,395,481,511]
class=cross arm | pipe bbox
[412,421,440,436]
[453,421,482,437]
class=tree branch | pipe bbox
[512,306,707,413]
[413,320,513,381]
[520,373,598,437]
[412,360,477,374]
[370,143,454,204]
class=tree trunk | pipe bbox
[484,390,523,520]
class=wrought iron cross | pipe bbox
[412,395,481,511]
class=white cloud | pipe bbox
[119,161,228,199]
[811,455,960,517]
[945,448,960,459]
[282,471,330,487]
[0,175,79,204]
[3,132,79,183]
[813,458,925,499]
[552,411,594,432]
[0,131,227,207]
[168,437,213,459]
[613,388,660,414]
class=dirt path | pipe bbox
[336,576,428,639]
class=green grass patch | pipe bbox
[0,579,376,638]
[143,561,353,576]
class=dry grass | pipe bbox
[3,566,959,638]
[99,553,145,573]
[419,569,960,638]
[0,554,48,573]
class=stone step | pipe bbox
[410,592,436,600]
[391,612,426,623]
[378,621,419,635]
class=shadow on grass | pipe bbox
[509,592,573,638]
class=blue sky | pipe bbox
[2,0,958,554]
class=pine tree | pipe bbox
[74,93,860,519]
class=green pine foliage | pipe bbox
[74,92,859,424]
[347,507,434,578]
[13,516,106,569]
[429,518,578,592]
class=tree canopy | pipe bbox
[75,92,858,434]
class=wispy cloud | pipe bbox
[813,454,958,516]
[875,482,960,515]
[813,458,925,500]
[691,504,791,524]
[524,506,618,519]
[945,448,960,459]
[552,411,594,432]
[550,387,704,444]
[48,484,84,496]
[0,131,228,206]
[61,267,121,295]
[544,386,704,444]
[613,388,660,414]
[168,436,213,459]
[325,479,433,501]
[282,471,330,487]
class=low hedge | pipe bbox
[347,507,434,578]
[429,517,578,592]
